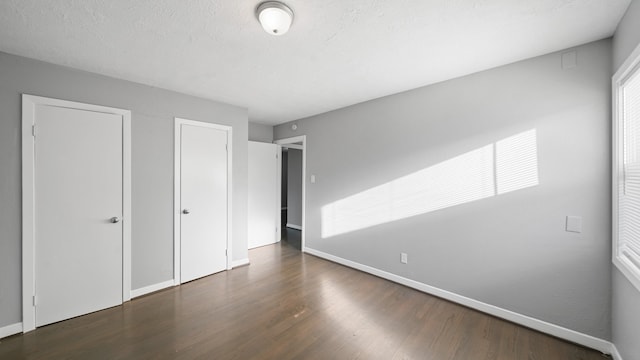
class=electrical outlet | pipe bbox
[400,253,408,264]
[566,216,582,233]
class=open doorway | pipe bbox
[275,136,306,252]
[281,147,301,250]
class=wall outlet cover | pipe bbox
[566,216,582,233]
[562,51,577,69]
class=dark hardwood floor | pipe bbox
[282,227,301,251]
[281,208,301,251]
[1,242,608,359]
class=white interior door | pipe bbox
[180,124,228,283]
[34,104,123,327]
[248,141,280,249]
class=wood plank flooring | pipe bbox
[0,242,608,359]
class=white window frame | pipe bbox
[613,42,640,293]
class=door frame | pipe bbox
[21,94,132,333]
[173,118,233,284]
[274,136,306,251]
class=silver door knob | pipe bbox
[182,209,190,214]
[110,217,121,223]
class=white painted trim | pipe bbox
[286,223,302,230]
[131,280,175,299]
[276,145,282,244]
[0,323,23,339]
[274,135,306,252]
[612,40,640,294]
[610,344,624,360]
[174,118,233,286]
[122,107,132,303]
[232,258,250,268]
[281,144,303,150]
[21,94,132,333]
[304,247,614,354]
[173,120,180,285]
[21,96,35,333]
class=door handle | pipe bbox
[182,209,190,214]
[110,217,121,223]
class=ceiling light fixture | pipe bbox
[256,1,294,36]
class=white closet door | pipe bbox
[248,141,279,249]
[35,104,123,327]
[180,124,228,283]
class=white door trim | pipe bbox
[21,94,131,333]
[276,145,282,244]
[174,118,233,285]
[281,143,303,150]
[274,136,306,252]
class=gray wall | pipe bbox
[612,270,640,360]
[275,39,612,339]
[0,52,249,328]
[287,149,303,227]
[613,0,640,71]
[612,1,640,358]
[248,122,273,143]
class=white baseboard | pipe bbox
[131,279,175,298]
[0,322,22,339]
[232,258,250,268]
[286,223,302,230]
[303,247,613,355]
[610,344,623,360]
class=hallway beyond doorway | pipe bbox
[281,209,301,250]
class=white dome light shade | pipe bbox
[256,2,293,36]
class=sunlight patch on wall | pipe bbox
[496,130,539,194]
[321,129,539,238]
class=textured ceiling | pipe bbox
[0,0,631,125]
